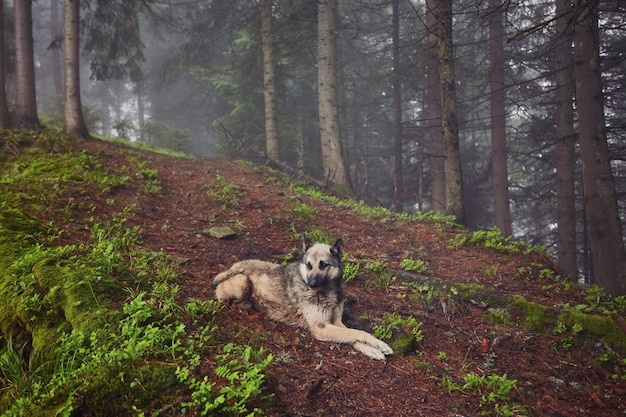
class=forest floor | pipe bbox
[21,137,626,416]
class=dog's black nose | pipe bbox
[307,276,324,290]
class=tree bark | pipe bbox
[51,0,64,99]
[63,0,90,140]
[0,0,12,128]
[392,0,403,212]
[136,82,145,142]
[14,0,41,129]
[317,0,351,191]
[488,0,512,236]
[554,0,578,280]
[573,1,626,296]
[260,0,280,162]
[426,0,445,213]
[436,0,465,224]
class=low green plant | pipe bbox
[373,312,423,343]
[206,173,241,210]
[400,257,429,274]
[342,254,361,283]
[129,157,161,193]
[450,226,544,256]
[407,282,441,307]
[484,264,500,278]
[594,347,626,381]
[462,372,524,416]
[364,261,396,289]
[178,343,273,416]
[290,183,456,226]
[555,286,626,316]
[485,308,512,325]
[300,228,332,244]
[551,322,584,350]
[291,201,317,222]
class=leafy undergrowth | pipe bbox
[0,129,625,416]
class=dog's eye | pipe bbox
[306,262,313,270]
[319,261,328,270]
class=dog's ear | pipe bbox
[301,233,313,252]
[331,238,343,258]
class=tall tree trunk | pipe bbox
[392,0,403,212]
[317,0,351,191]
[63,0,90,139]
[14,0,41,129]
[260,0,280,162]
[573,1,626,296]
[426,0,445,213]
[436,0,465,224]
[51,0,64,99]
[0,0,12,128]
[136,82,145,142]
[555,0,578,280]
[489,0,512,236]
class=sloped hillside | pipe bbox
[1,131,625,416]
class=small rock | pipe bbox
[169,254,191,265]
[206,226,237,239]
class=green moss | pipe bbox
[510,296,626,351]
[450,283,485,297]
[0,208,48,236]
[559,310,626,350]
[484,308,513,326]
[76,362,181,415]
[0,208,123,365]
[510,295,557,332]
[390,332,417,356]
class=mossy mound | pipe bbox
[0,207,124,363]
[510,295,626,351]
[390,332,418,356]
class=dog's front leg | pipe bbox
[310,323,393,360]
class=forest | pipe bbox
[1,0,625,297]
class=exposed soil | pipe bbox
[55,138,626,416]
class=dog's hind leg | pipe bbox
[213,273,252,302]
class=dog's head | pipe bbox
[299,234,343,290]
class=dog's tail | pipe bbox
[211,269,233,289]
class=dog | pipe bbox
[211,235,393,360]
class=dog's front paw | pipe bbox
[353,342,389,360]
[375,339,393,356]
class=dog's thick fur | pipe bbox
[211,236,393,360]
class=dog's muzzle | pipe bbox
[307,275,327,290]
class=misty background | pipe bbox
[9,0,626,284]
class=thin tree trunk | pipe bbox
[392,0,403,212]
[489,0,512,236]
[63,0,90,139]
[51,0,64,99]
[555,0,577,280]
[260,0,280,162]
[0,0,12,128]
[436,0,465,224]
[14,0,41,129]
[136,82,145,142]
[573,0,626,296]
[426,0,445,213]
[317,0,351,191]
